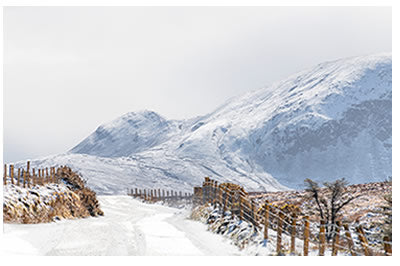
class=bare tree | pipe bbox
[304,178,361,242]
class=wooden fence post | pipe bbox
[222,187,228,217]
[27,161,30,176]
[37,169,40,185]
[319,220,326,256]
[251,200,258,226]
[23,170,26,188]
[41,169,45,185]
[238,194,243,220]
[303,216,310,256]
[356,225,372,256]
[206,178,210,203]
[290,214,297,255]
[214,181,218,205]
[27,171,31,188]
[3,164,7,185]
[383,236,392,256]
[50,168,54,183]
[276,210,284,255]
[218,185,222,206]
[263,203,269,241]
[10,165,14,185]
[332,221,341,256]
[17,168,21,186]
[45,168,49,184]
[230,191,235,214]
[343,223,355,256]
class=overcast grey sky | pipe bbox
[3,6,391,163]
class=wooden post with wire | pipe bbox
[10,165,14,185]
[343,223,355,256]
[45,169,48,184]
[263,203,269,241]
[303,216,310,256]
[218,185,223,206]
[356,225,372,256]
[26,161,30,177]
[50,168,54,183]
[27,169,31,188]
[3,164,7,185]
[39,169,42,185]
[238,194,243,220]
[222,187,228,217]
[332,221,341,256]
[319,220,326,256]
[213,181,218,206]
[23,170,26,188]
[276,210,284,255]
[250,199,255,225]
[17,168,21,186]
[383,236,392,256]
[290,214,297,255]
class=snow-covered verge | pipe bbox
[3,167,104,224]
[3,183,89,223]
[190,203,388,256]
[190,204,311,256]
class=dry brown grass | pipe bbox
[4,166,103,224]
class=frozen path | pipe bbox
[1,196,239,256]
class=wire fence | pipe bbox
[3,162,64,188]
[127,187,193,206]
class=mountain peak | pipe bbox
[70,109,171,157]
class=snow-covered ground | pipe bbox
[1,196,240,256]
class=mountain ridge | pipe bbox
[13,53,392,194]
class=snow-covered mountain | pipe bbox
[15,53,392,194]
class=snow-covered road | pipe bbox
[1,196,240,256]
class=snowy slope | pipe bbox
[13,53,391,194]
[70,111,178,157]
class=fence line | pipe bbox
[191,177,391,256]
[3,161,64,188]
[127,187,193,205]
